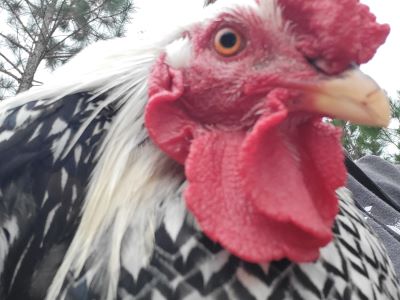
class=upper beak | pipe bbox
[295,69,391,127]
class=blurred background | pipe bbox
[0,0,399,161]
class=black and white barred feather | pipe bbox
[66,188,400,300]
[0,0,399,299]
[0,92,112,299]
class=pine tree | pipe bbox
[333,93,400,163]
[0,0,133,99]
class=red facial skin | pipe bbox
[145,3,389,263]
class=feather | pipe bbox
[0,1,398,299]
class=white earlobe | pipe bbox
[166,37,193,69]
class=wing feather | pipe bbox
[0,92,114,299]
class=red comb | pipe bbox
[278,0,390,73]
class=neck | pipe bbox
[47,139,184,299]
[46,65,185,299]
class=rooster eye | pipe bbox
[214,28,242,57]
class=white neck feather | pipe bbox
[43,38,186,299]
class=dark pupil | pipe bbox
[220,32,237,48]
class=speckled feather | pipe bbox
[0,93,113,299]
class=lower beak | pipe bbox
[295,69,391,127]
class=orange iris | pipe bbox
[214,28,242,57]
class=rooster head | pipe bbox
[145,0,390,263]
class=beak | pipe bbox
[296,69,391,127]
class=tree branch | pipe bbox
[45,12,109,54]
[49,0,70,36]
[3,0,36,42]
[15,48,26,73]
[76,0,109,19]
[381,129,400,150]
[0,33,31,54]
[0,52,24,75]
[23,0,39,10]
[0,68,20,81]
[38,0,58,40]
[45,54,73,59]
[22,0,44,37]
[37,0,131,57]
[343,125,364,159]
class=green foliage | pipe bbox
[0,0,134,98]
[332,93,400,163]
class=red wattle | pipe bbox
[241,112,344,241]
[145,57,347,264]
[184,130,338,263]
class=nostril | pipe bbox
[306,57,330,75]
[306,57,358,76]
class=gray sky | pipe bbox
[360,0,400,98]
[36,0,399,98]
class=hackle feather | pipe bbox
[0,1,285,299]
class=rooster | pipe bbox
[0,0,398,299]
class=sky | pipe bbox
[359,0,400,98]
[132,0,400,97]
[33,0,400,98]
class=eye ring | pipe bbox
[214,28,242,57]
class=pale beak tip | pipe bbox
[365,88,392,127]
[307,69,392,128]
